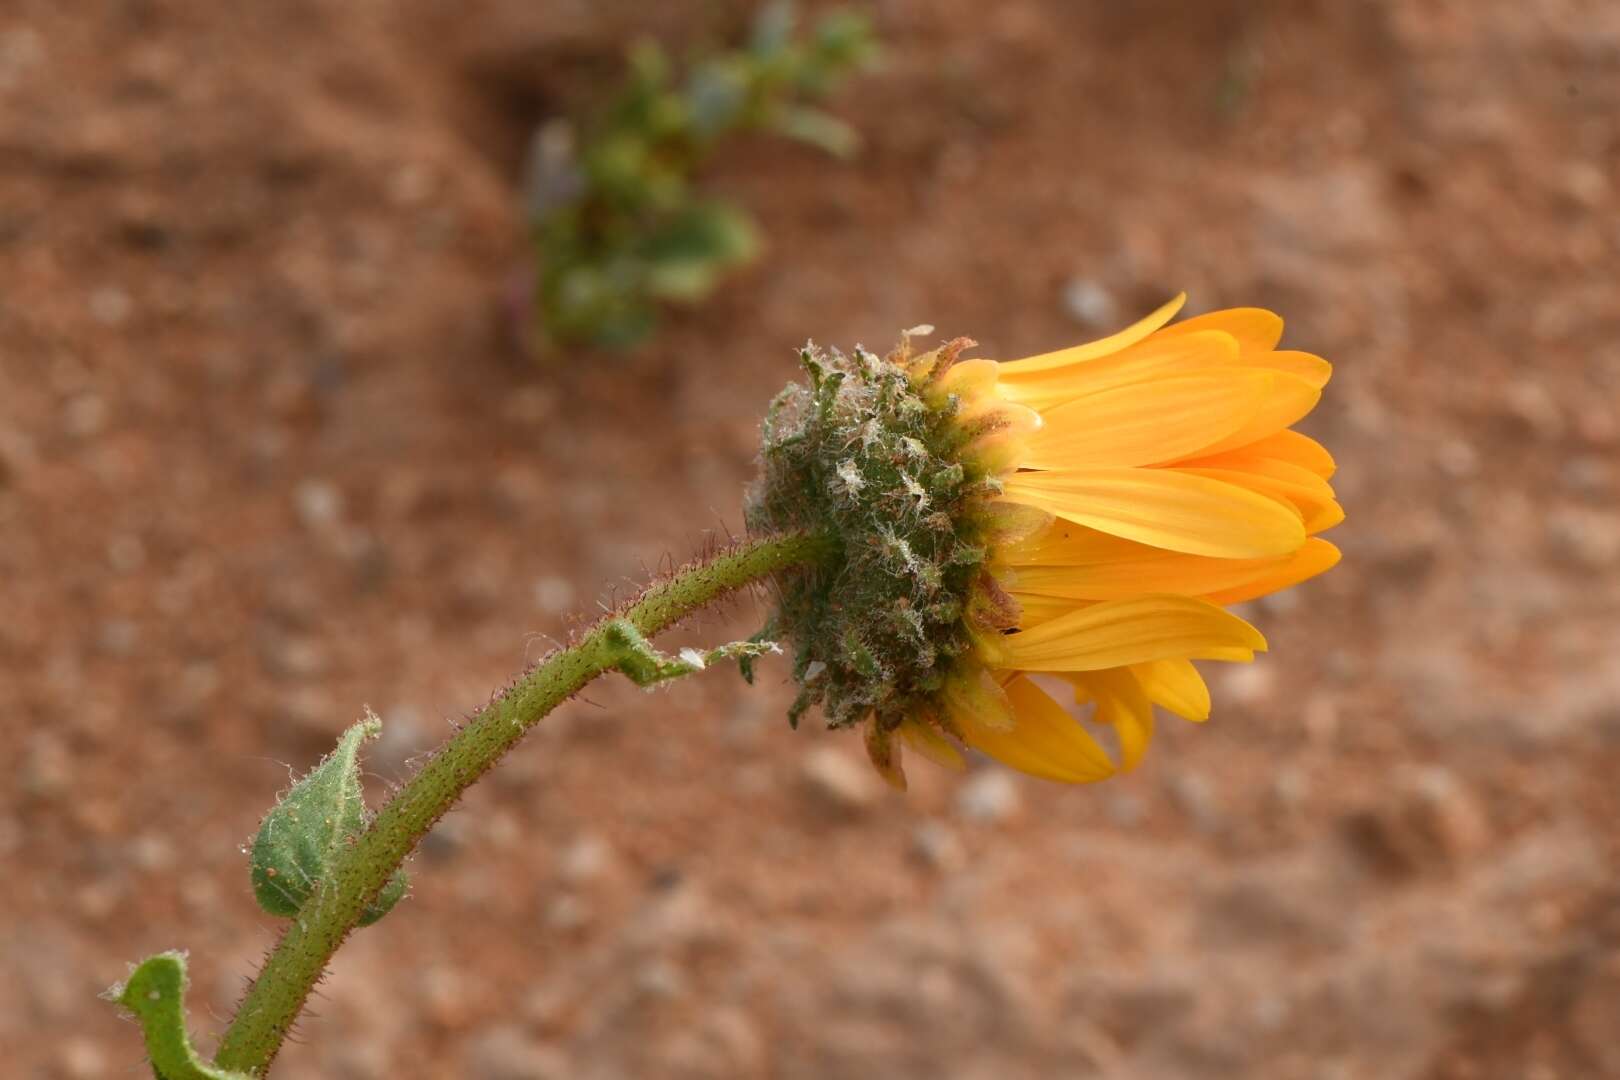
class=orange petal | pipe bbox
[1072,667,1156,771]
[1006,591,1085,630]
[997,521,1152,566]
[943,665,1016,732]
[1152,307,1283,355]
[1003,549,1299,602]
[956,675,1117,782]
[1001,466,1306,558]
[1000,595,1267,671]
[1130,658,1211,722]
[1197,428,1337,479]
[1173,462,1341,535]
[978,500,1057,547]
[961,401,1043,475]
[1200,538,1342,605]
[996,330,1240,412]
[996,294,1187,376]
[937,357,1000,400]
[1241,349,1332,389]
[1185,372,1321,458]
[1020,370,1274,469]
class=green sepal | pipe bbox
[747,333,1001,731]
[249,712,407,926]
[736,618,781,685]
[787,686,814,730]
[104,952,254,1080]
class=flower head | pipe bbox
[749,295,1341,787]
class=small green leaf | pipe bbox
[810,10,880,74]
[642,258,726,303]
[750,0,798,54]
[685,60,752,137]
[250,712,406,925]
[601,618,780,688]
[360,860,409,927]
[641,202,760,302]
[105,952,253,1080]
[737,618,781,685]
[770,105,860,157]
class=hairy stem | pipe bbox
[213,530,829,1074]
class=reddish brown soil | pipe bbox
[5,2,1620,1077]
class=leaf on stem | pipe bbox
[602,618,781,688]
[104,951,254,1080]
[249,711,407,926]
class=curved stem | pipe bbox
[213,530,829,1075]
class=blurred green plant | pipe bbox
[526,1,877,350]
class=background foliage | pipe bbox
[527,2,875,349]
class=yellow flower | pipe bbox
[886,294,1342,785]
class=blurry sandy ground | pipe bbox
[3,1,1619,1077]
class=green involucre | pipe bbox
[747,337,999,732]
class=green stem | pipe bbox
[213,530,829,1075]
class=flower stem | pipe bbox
[212,530,830,1075]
